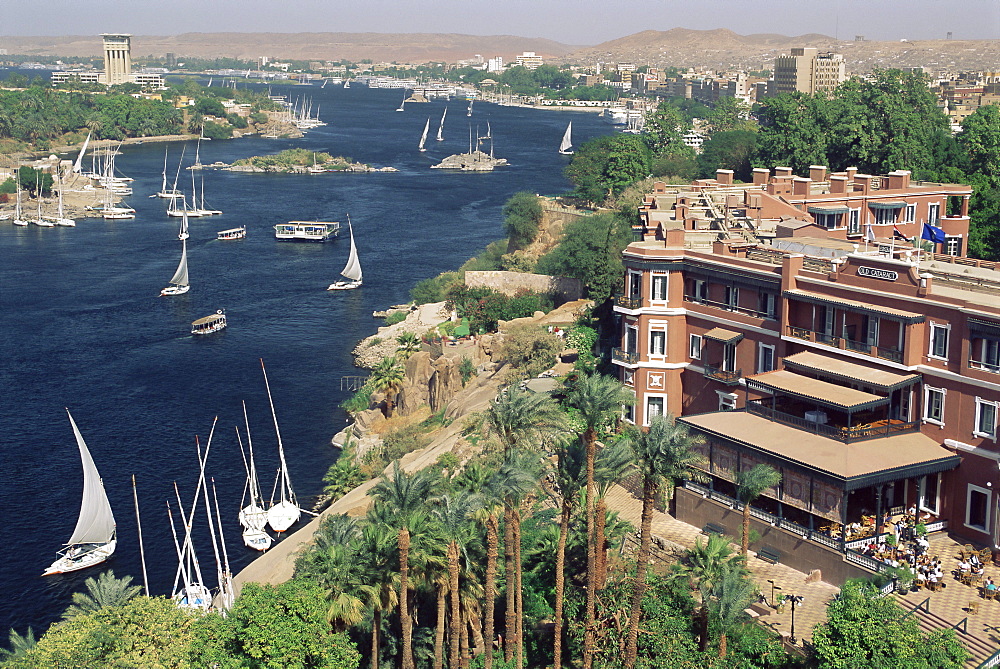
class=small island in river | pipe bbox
[430,150,508,171]
[220,148,397,173]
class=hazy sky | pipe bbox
[4,0,999,44]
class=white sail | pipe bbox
[261,359,300,533]
[73,132,91,174]
[65,410,116,546]
[340,219,362,282]
[169,239,189,287]
[436,106,446,141]
[418,118,429,152]
[559,121,573,154]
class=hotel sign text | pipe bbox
[858,266,898,281]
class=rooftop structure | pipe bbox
[613,173,998,582]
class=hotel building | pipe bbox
[613,169,997,581]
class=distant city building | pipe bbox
[770,47,846,96]
[486,56,505,73]
[514,51,543,70]
[51,33,163,88]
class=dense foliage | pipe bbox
[535,211,634,302]
[445,285,555,333]
[502,191,544,250]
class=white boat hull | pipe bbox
[12,219,29,226]
[242,528,273,551]
[54,218,76,227]
[43,539,116,576]
[173,583,212,611]
[161,284,190,296]
[327,279,362,291]
[33,219,55,227]
[239,504,268,531]
[267,501,300,533]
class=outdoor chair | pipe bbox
[985,589,997,601]
[968,601,980,615]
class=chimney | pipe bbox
[855,174,872,194]
[809,165,828,182]
[793,177,811,196]
[887,170,911,190]
[716,169,734,185]
[774,166,794,178]
[845,166,858,182]
[829,175,848,194]
[752,167,770,186]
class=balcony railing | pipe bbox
[745,401,919,443]
[612,347,638,365]
[703,363,742,385]
[785,326,902,363]
[969,359,1000,375]
[684,295,775,320]
[614,294,643,310]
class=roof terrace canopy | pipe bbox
[680,411,960,490]
[703,327,744,344]
[783,289,926,324]
[746,369,889,411]
[782,351,920,393]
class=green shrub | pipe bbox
[385,311,407,325]
[366,337,383,347]
[340,384,372,413]
[459,240,507,272]
[382,424,433,461]
[226,113,248,129]
[446,285,555,333]
[502,191,544,249]
[498,323,563,378]
[459,356,476,386]
[411,271,463,304]
[201,120,232,140]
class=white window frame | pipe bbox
[723,285,740,311]
[977,338,1000,373]
[644,393,667,427]
[874,207,898,225]
[689,334,703,360]
[904,203,916,224]
[848,208,861,235]
[622,369,635,387]
[757,342,776,374]
[922,385,946,426]
[625,324,638,355]
[627,270,643,301]
[928,322,950,361]
[622,389,636,424]
[649,327,667,357]
[965,484,992,534]
[928,202,940,225]
[814,212,843,229]
[974,397,998,441]
[691,279,708,304]
[758,291,776,319]
[716,391,737,412]
[944,235,962,257]
[918,473,940,515]
[650,273,669,302]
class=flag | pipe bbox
[865,223,876,242]
[893,225,912,242]
[922,223,946,244]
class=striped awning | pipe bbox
[703,327,744,344]
[808,206,850,215]
[869,201,905,210]
[746,370,889,411]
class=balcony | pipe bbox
[969,358,1000,375]
[612,347,638,365]
[685,295,775,320]
[786,326,902,363]
[745,400,919,443]
[703,363,741,385]
[614,294,642,310]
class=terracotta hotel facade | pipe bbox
[613,166,998,580]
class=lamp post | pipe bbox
[788,595,805,645]
[768,579,781,608]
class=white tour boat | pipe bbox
[191,310,227,335]
[217,226,246,240]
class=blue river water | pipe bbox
[0,81,616,634]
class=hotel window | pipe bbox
[627,271,642,301]
[904,203,916,224]
[928,202,940,225]
[717,391,737,412]
[944,236,962,257]
[622,390,636,424]
[874,207,898,225]
[723,285,739,311]
[689,334,703,360]
[929,322,950,360]
[625,325,638,354]
[651,274,668,302]
[965,484,991,533]
[848,208,861,235]
[722,342,737,373]
[622,369,635,387]
[814,212,842,229]
[645,395,666,426]
[649,329,667,356]
[758,291,776,319]
[923,385,945,425]
[919,474,940,515]
[975,398,997,439]
[690,279,708,303]
[757,343,776,374]
[974,338,1000,373]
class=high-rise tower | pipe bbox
[101,33,132,85]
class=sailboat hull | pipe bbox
[327,279,362,290]
[161,285,191,296]
[239,504,268,531]
[242,528,273,551]
[267,500,300,532]
[173,583,212,611]
[43,539,116,576]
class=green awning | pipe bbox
[869,201,905,210]
[808,206,850,215]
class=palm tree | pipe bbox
[357,523,400,669]
[735,464,781,556]
[371,462,436,669]
[566,373,634,669]
[431,491,483,669]
[552,438,585,669]
[369,356,406,418]
[623,415,706,668]
[396,332,421,360]
[472,474,507,669]
[0,628,37,661]
[709,564,756,658]
[673,533,746,652]
[62,570,142,620]
[593,438,634,589]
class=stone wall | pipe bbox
[465,270,583,303]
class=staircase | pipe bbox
[908,606,998,667]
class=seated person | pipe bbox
[959,560,971,573]
[985,577,997,593]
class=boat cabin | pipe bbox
[274,221,339,242]
[191,310,227,335]
[217,226,246,240]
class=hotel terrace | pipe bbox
[613,168,998,582]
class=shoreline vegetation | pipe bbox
[224,148,397,173]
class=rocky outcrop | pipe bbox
[428,355,463,412]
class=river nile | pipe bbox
[0,82,616,634]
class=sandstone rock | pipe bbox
[429,356,463,412]
[353,408,385,434]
